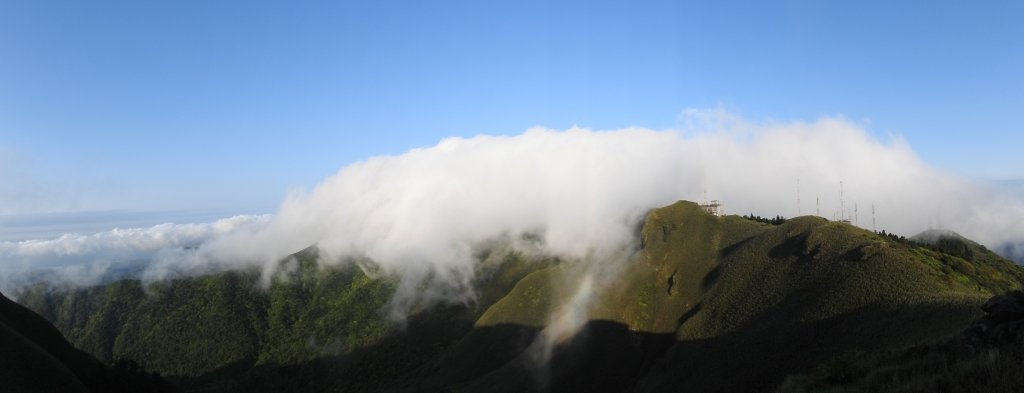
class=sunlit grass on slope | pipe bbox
[464,200,1024,392]
[478,199,1016,336]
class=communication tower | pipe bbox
[872,204,876,232]
[837,181,850,224]
[699,188,724,217]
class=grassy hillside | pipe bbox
[442,201,1024,392]
[15,200,1024,392]
[631,203,1021,392]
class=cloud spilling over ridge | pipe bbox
[200,111,1022,312]
[4,110,1023,307]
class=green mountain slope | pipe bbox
[14,200,1024,392]
[16,250,398,378]
[15,246,548,391]
[429,201,1024,392]
[0,291,171,392]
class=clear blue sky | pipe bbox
[1,0,1022,217]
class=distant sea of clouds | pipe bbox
[0,209,263,243]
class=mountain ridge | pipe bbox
[12,200,1024,392]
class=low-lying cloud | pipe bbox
[0,215,270,291]
[3,110,1023,313]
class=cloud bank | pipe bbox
[3,110,1023,312]
[0,215,271,291]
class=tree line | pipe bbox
[742,214,787,225]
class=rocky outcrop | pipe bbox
[964,291,1024,347]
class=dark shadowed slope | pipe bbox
[0,291,93,393]
[0,291,171,393]
[779,290,1024,393]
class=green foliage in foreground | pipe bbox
[16,249,399,377]
[14,245,548,386]
[779,291,1024,393]
[779,340,1024,393]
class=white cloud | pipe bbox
[0,215,271,291]
[198,113,1024,316]
[4,110,1023,315]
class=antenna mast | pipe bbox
[854,203,858,226]
[816,196,820,216]
[797,179,801,216]
[839,181,845,221]
[872,204,876,232]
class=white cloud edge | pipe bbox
[2,111,1022,310]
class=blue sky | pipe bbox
[1,0,1022,219]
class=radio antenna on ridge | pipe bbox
[837,181,851,224]
[797,178,801,216]
[699,188,723,216]
[872,204,876,232]
[840,181,845,221]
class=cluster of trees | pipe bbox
[876,230,972,260]
[876,230,910,244]
[742,214,787,225]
